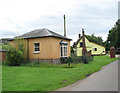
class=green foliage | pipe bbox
[86,34,104,45]
[107,27,118,48]
[106,19,120,50]
[2,37,27,66]
[2,56,118,91]
[70,46,74,54]
[102,41,110,51]
[14,37,27,59]
[3,44,23,66]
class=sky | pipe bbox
[0,0,119,45]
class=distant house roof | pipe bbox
[0,38,10,44]
[9,28,72,41]
[73,35,105,48]
[0,38,10,52]
[0,48,6,52]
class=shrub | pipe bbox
[22,61,76,68]
[3,44,24,66]
[2,38,27,66]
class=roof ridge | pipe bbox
[44,28,52,35]
[48,30,66,37]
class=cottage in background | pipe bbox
[73,29,106,56]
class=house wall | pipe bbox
[9,37,70,60]
[49,37,70,59]
[76,37,105,56]
[0,51,6,62]
[28,37,70,60]
[90,42,105,55]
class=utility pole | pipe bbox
[64,14,66,37]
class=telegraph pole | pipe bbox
[64,15,66,37]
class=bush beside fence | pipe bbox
[60,55,94,64]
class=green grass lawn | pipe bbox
[2,56,118,91]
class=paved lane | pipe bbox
[57,60,119,91]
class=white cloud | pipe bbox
[67,34,79,46]
[0,0,118,42]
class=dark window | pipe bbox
[34,43,40,52]
[95,48,97,51]
[80,42,83,47]
[35,48,39,51]
[89,50,92,53]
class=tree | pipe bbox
[107,19,120,49]
[86,34,104,45]
[102,41,110,51]
[116,19,120,47]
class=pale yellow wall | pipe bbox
[76,48,82,56]
[76,37,105,56]
[91,42,105,55]
[9,37,71,60]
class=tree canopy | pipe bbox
[106,19,120,49]
[86,34,104,45]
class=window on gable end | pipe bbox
[80,42,83,47]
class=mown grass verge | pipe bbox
[2,56,118,91]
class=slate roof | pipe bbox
[0,38,9,52]
[0,38,10,43]
[9,28,72,41]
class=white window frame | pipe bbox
[60,44,68,57]
[33,43,40,54]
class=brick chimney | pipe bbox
[78,34,81,39]
[82,28,87,55]
[82,29,85,36]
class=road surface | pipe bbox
[56,60,119,91]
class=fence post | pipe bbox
[68,57,71,66]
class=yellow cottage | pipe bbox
[8,28,72,63]
[73,31,106,56]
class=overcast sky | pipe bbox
[0,0,119,45]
